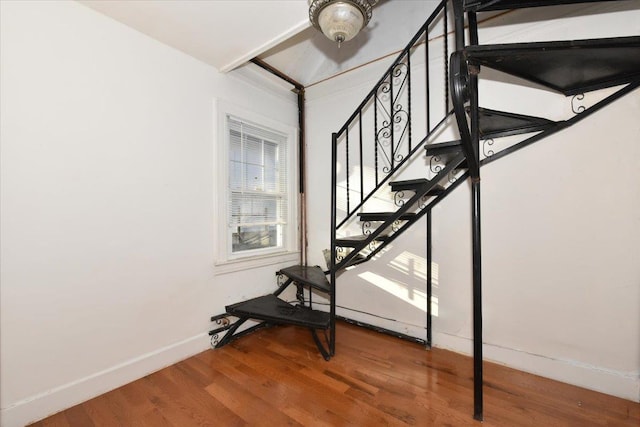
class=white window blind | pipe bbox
[227,115,288,253]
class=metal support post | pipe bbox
[471,179,483,421]
[426,210,433,348]
[330,132,338,356]
[453,0,465,51]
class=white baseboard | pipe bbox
[433,331,640,403]
[3,327,636,427]
[328,309,639,403]
[1,333,211,427]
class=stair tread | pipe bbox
[473,107,556,139]
[389,179,446,194]
[226,295,330,329]
[358,212,417,221]
[336,234,389,246]
[466,36,640,96]
[278,265,330,293]
[345,253,368,267]
[424,140,463,155]
[465,0,612,12]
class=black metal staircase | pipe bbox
[452,0,640,420]
[210,0,639,420]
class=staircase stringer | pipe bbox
[336,110,455,230]
[481,79,640,166]
[358,170,470,264]
[333,152,466,272]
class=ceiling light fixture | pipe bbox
[308,0,377,47]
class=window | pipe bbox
[215,101,298,271]
[228,117,287,254]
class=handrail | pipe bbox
[332,0,454,230]
[335,1,449,137]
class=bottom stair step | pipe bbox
[226,295,330,329]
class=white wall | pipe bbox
[0,2,298,426]
[305,2,640,402]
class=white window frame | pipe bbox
[214,100,299,274]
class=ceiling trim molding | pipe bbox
[220,19,311,73]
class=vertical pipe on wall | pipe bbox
[298,88,308,266]
[248,58,307,266]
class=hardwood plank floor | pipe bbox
[30,322,639,426]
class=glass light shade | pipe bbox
[318,2,365,44]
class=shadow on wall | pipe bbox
[331,159,441,333]
[332,241,440,335]
[358,249,438,317]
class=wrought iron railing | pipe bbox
[331,0,454,231]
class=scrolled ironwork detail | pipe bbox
[419,194,430,210]
[296,286,305,305]
[276,273,288,287]
[571,93,586,114]
[391,63,409,93]
[392,108,410,160]
[394,191,406,207]
[429,155,443,173]
[336,246,346,262]
[482,138,495,158]
[391,219,402,233]
[362,220,372,235]
[392,62,407,78]
[210,334,221,347]
[377,120,393,173]
[377,80,392,104]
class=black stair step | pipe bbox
[466,36,640,96]
[226,295,330,329]
[336,234,389,247]
[389,179,446,194]
[424,140,463,156]
[324,249,368,268]
[465,0,615,12]
[358,212,417,221]
[346,253,368,267]
[278,265,330,293]
[472,107,556,139]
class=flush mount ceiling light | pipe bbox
[309,0,377,47]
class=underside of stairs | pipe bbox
[210,0,639,421]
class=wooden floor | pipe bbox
[31,322,639,426]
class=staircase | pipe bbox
[210,0,639,420]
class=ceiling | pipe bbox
[79,0,310,72]
[79,0,442,87]
[259,1,441,86]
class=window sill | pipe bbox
[214,251,300,276]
